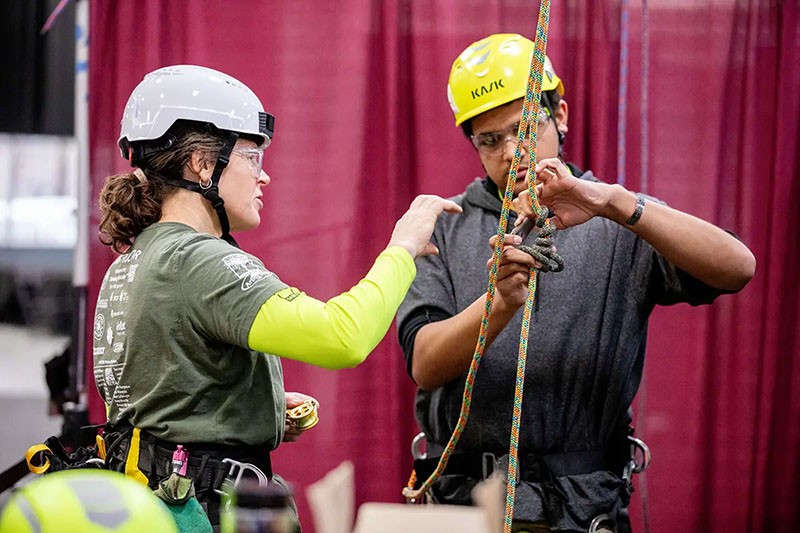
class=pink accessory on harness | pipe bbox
[171,445,189,476]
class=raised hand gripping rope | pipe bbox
[402,1,556,530]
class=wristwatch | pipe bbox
[626,193,646,226]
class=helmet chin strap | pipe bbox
[199,132,239,247]
[137,131,241,247]
[540,92,565,159]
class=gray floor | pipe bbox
[0,324,65,506]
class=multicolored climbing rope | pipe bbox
[403,2,553,531]
[503,1,552,529]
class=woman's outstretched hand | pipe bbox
[389,195,462,258]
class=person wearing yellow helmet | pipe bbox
[448,33,567,198]
[397,33,755,532]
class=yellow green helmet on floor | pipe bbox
[0,470,178,533]
[447,33,564,126]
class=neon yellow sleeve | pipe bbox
[248,246,416,369]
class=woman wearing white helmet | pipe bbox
[94,65,461,531]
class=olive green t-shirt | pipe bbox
[92,222,288,448]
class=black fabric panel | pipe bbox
[0,0,75,134]
[397,305,452,381]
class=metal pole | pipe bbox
[71,0,89,404]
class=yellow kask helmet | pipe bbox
[447,33,564,126]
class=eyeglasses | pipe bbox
[470,108,551,155]
[232,147,265,176]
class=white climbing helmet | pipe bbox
[117,65,273,160]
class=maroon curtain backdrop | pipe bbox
[87,1,799,531]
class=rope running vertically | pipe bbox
[502,1,552,528]
[403,2,553,530]
[617,0,631,186]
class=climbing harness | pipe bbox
[12,422,274,527]
[15,394,317,492]
[402,2,560,530]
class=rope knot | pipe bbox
[515,213,564,273]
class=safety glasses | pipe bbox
[231,147,265,177]
[470,108,550,155]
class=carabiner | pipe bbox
[589,513,614,533]
[213,458,269,495]
[628,435,651,474]
[411,432,427,460]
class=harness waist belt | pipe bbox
[414,445,623,485]
[105,426,272,493]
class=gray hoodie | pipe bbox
[397,172,727,528]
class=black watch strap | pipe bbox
[626,193,646,226]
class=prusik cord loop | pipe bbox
[403,2,557,530]
[515,213,564,273]
[516,227,563,273]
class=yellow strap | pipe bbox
[96,434,107,460]
[25,444,51,474]
[124,428,149,486]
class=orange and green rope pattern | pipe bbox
[403,2,554,530]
